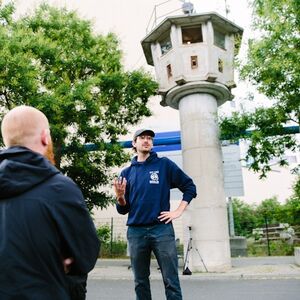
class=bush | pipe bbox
[231,199,257,237]
[100,240,127,258]
[96,225,111,244]
[96,224,128,258]
[247,240,268,256]
[231,195,300,240]
[247,239,300,256]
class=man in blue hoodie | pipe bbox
[0,106,100,300]
[114,129,197,300]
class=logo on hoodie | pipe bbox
[149,171,159,184]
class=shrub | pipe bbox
[247,239,300,256]
[96,225,111,244]
[100,240,127,258]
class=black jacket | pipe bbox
[0,147,100,300]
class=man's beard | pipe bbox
[140,143,152,154]
[45,140,56,165]
[140,149,151,154]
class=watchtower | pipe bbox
[141,11,243,272]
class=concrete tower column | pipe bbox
[179,93,231,272]
[164,82,232,272]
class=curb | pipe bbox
[89,262,300,281]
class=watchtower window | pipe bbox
[167,64,172,78]
[159,33,172,55]
[191,56,198,69]
[218,58,224,73]
[214,29,226,49]
[182,25,203,44]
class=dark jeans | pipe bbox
[127,223,182,300]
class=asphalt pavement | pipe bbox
[87,278,300,300]
[87,256,300,300]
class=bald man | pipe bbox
[0,106,100,300]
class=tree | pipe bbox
[231,198,257,237]
[219,0,300,178]
[255,197,283,227]
[0,3,158,209]
[283,177,300,225]
[232,196,300,237]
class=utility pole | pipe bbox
[228,197,235,237]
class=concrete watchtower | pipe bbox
[141,11,243,271]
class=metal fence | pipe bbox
[93,216,184,243]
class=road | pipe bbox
[87,278,300,300]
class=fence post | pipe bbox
[110,217,113,257]
[264,217,271,256]
[228,197,235,237]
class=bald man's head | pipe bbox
[1,106,52,157]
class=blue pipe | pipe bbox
[84,126,299,152]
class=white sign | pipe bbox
[159,145,244,199]
[222,144,244,197]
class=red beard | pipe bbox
[45,140,56,165]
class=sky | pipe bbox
[7,0,254,135]
[4,0,298,203]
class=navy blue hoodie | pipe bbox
[117,151,196,226]
[0,147,100,300]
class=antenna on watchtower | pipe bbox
[180,0,194,15]
[224,0,230,17]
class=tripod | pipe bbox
[182,226,208,275]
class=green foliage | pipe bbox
[96,224,127,258]
[255,197,283,227]
[0,3,158,209]
[220,107,297,177]
[268,240,297,256]
[219,0,300,179]
[282,177,300,225]
[247,239,297,256]
[232,195,300,238]
[100,240,127,258]
[231,198,258,237]
[244,0,300,108]
[96,224,111,244]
